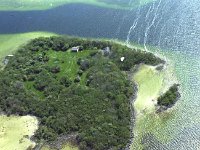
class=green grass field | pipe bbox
[0,0,156,11]
[0,32,56,66]
[47,49,93,81]
[0,115,38,150]
[24,49,95,99]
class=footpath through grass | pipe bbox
[47,50,92,81]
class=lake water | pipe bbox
[0,0,200,149]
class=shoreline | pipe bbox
[125,69,138,150]
[126,62,163,150]
[128,61,180,149]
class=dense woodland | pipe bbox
[0,36,164,150]
[157,84,180,107]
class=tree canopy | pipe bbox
[157,84,180,107]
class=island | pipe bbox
[157,84,180,112]
[0,36,178,150]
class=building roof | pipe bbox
[120,57,125,62]
[71,47,79,51]
[7,55,14,57]
[104,47,110,52]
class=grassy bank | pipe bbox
[0,115,38,150]
[0,0,156,11]
[0,32,57,65]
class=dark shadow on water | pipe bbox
[1,0,196,55]
[0,4,133,39]
[0,1,182,53]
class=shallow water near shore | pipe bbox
[0,115,38,150]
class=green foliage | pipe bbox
[0,36,163,150]
[60,76,72,87]
[109,44,164,71]
[50,65,61,73]
[157,84,179,107]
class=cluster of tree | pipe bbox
[0,36,163,150]
[157,84,180,107]
[27,36,112,52]
[109,45,164,71]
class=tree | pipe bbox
[60,76,72,87]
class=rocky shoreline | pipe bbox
[125,82,138,150]
[125,66,140,150]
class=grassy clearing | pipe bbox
[0,115,38,150]
[47,49,93,81]
[0,0,156,11]
[24,49,95,99]
[0,32,56,66]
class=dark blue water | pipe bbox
[0,4,129,38]
[1,1,195,55]
[0,2,180,50]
